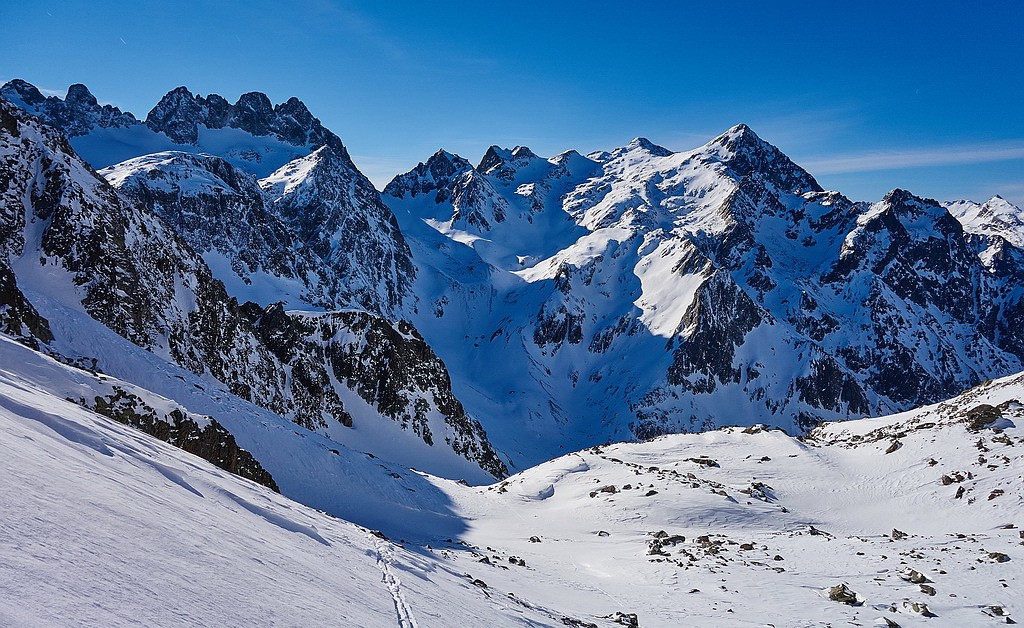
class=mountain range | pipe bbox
[1,78,1022,626]
[3,78,1023,477]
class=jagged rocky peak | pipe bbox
[65,83,98,107]
[145,85,346,153]
[477,145,511,173]
[145,86,206,143]
[426,148,473,177]
[0,78,46,106]
[0,78,138,136]
[230,91,275,136]
[477,144,545,180]
[698,123,823,194]
[874,188,957,226]
[100,151,303,288]
[382,149,475,201]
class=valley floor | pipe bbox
[1,333,1021,627]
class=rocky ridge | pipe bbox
[0,95,505,480]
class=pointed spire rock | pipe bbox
[65,84,98,106]
[146,87,204,143]
[230,92,275,136]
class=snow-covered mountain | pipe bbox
[386,126,1024,466]
[0,92,503,481]
[1,77,1022,626]
[3,77,1023,475]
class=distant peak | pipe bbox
[235,91,273,112]
[276,96,312,118]
[550,149,586,165]
[511,145,538,160]
[607,137,672,158]
[727,122,755,136]
[3,78,37,91]
[622,137,673,156]
[383,147,475,199]
[166,86,195,98]
[428,148,458,162]
[1,79,45,104]
[882,188,916,203]
[425,148,472,178]
[709,123,765,150]
[65,83,97,106]
[478,145,511,173]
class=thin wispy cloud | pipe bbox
[803,141,1024,174]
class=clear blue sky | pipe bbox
[3,1,1023,205]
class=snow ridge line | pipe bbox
[372,537,418,628]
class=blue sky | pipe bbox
[3,1,1023,204]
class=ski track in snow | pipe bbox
[372,537,419,628]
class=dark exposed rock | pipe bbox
[0,261,52,347]
[965,404,1003,431]
[607,611,640,627]
[828,583,861,605]
[0,79,138,137]
[80,386,278,491]
[246,305,508,479]
[144,85,347,154]
[900,568,928,584]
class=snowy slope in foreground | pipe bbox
[0,339,577,628]
[2,332,1021,626]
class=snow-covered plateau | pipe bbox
[0,79,1021,626]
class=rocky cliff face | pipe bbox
[261,146,415,315]
[80,385,280,491]
[145,85,345,154]
[246,304,508,479]
[101,151,309,288]
[0,96,505,480]
[0,260,52,348]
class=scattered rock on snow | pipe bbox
[899,568,928,583]
[828,583,862,605]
